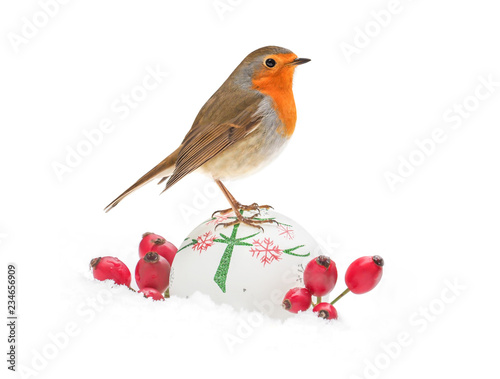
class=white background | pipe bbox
[1,1,499,378]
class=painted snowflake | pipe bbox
[278,224,295,240]
[192,231,216,253]
[206,212,234,225]
[250,238,283,266]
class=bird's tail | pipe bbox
[104,146,181,212]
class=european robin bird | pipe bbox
[104,46,310,229]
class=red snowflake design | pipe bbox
[192,231,216,253]
[250,238,283,266]
[207,212,234,225]
[278,224,294,240]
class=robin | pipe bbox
[104,46,310,229]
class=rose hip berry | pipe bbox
[90,256,131,286]
[282,287,312,313]
[313,302,338,320]
[135,252,171,292]
[139,232,177,266]
[303,255,338,296]
[138,287,164,301]
[345,255,384,294]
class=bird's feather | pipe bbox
[103,146,180,212]
[163,102,263,191]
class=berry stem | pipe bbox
[330,288,350,305]
[311,296,322,307]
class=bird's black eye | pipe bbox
[265,58,276,68]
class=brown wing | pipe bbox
[163,104,263,191]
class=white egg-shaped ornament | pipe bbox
[169,209,323,318]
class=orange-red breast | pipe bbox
[105,46,310,229]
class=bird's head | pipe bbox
[231,46,310,92]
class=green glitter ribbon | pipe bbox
[177,237,197,253]
[282,245,308,257]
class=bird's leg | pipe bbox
[213,179,277,231]
[212,180,241,216]
[211,180,273,217]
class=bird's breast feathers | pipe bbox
[251,67,298,138]
[199,97,289,180]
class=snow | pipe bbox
[19,275,374,379]
[2,0,500,378]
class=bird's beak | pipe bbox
[289,57,311,66]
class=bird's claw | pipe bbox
[212,202,273,218]
[214,212,276,232]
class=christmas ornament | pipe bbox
[169,209,321,318]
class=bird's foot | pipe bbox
[211,202,273,218]
[215,211,278,232]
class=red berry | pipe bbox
[90,256,131,286]
[282,287,312,313]
[303,255,338,296]
[138,287,164,301]
[313,302,338,320]
[135,252,171,292]
[139,232,177,266]
[345,255,384,294]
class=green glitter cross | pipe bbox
[212,223,260,293]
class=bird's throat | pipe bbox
[251,71,297,138]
